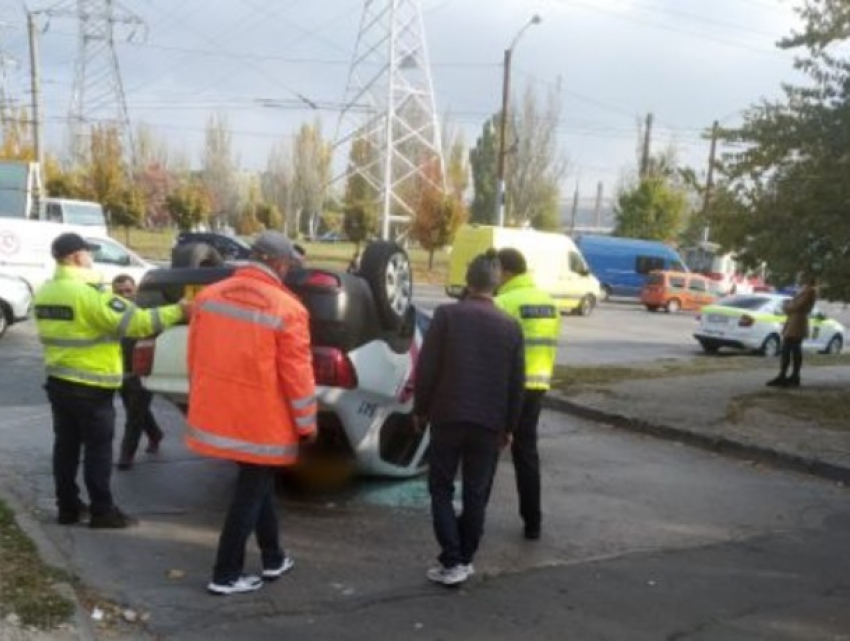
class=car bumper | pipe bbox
[693,332,764,351]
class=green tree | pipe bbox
[715,0,850,296]
[166,182,210,231]
[201,113,239,228]
[614,175,688,242]
[342,135,379,247]
[468,116,498,225]
[410,160,466,269]
[292,120,332,238]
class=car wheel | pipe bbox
[171,243,224,268]
[645,305,659,312]
[358,241,413,331]
[760,333,781,357]
[698,339,719,354]
[0,302,9,339]
[666,299,681,314]
[577,295,595,317]
[602,285,612,302]
[824,335,843,355]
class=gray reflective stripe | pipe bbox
[46,365,123,386]
[294,414,316,427]
[186,426,299,458]
[526,374,552,385]
[525,338,559,347]
[200,300,284,331]
[291,395,316,410]
[151,308,163,334]
[40,336,119,347]
[116,308,137,337]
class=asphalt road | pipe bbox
[2,297,849,639]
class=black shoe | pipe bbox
[785,376,800,387]
[89,507,138,529]
[57,501,90,525]
[524,525,541,540]
[145,432,163,454]
[766,376,788,387]
[116,457,133,471]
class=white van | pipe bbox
[40,198,108,235]
[447,224,602,316]
[0,219,154,291]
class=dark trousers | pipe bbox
[428,422,501,568]
[213,463,284,584]
[119,377,163,459]
[779,337,803,378]
[44,377,116,517]
[512,389,544,530]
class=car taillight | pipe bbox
[132,339,156,376]
[312,347,357,389]
[738,315,755,328]
[305,272,340,288]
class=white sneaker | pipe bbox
[426,564,469,586]
[262,556,295,581]
[459,563,475,576]
[207,575,263,596]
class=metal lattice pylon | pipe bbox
[57,0,144,162]
[334,0,445,241]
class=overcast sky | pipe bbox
[0,0,802,207]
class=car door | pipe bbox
[89,238,151,285]
[805,306,827,351]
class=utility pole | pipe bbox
[639,112,654,178]
[495,46,512,226]
[27,12,44,215]
[701,120,719,242]
[593,181,603,228]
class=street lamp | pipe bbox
[495,14,541,227]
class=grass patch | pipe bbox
[552,352,850,394]
[0,500,75,628]
[111,228,449,285]
[728,388,850,430]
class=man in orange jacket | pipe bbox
[187,231,317,596]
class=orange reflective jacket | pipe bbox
[186,264,317,466]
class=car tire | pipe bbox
[760,333,781,357]
[577,295,595,317]
[666,299,681,314]
[602,285,612,302]
[824,335,843,355]
[357,241,413,331]
[0,302,9,339]
[698,339,719,354]
[645,305,659,312]
[171,243,224,268]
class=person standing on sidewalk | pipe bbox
[767,275,818,388]
[35,233,190,529]
[187,231,317,596]
[415,251,525,586]
[111,274,164,470]
[495,248,561,541]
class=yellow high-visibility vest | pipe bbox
[496,273,561,391]
[34,265,183,389]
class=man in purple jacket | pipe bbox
[414,250,525,586]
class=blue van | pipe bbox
[574,235,688,300]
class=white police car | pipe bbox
[0,272,32,338]
[694,293,844,356]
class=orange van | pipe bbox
[640,270,716,313]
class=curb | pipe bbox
[543,394,850,486]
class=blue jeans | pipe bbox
[213,463,285,583]
[428,422,501,568]
[45,377,116,518]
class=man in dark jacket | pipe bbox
[414,250,525,586]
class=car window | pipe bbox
[716,295,775,310]
[646,272,664,286]
[669,275,686,289]
[568,251,588,274]
[636,255,665,275]
[91,239,132,266]
[670,260,687,272]
[688,277,707,292]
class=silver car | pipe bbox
[0,272,32,338]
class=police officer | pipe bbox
[35,232,191,529]
[495,248,561,540]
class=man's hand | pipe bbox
[300,430,318,445]
[178,299,194,321]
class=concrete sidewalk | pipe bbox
[547,364,850,484]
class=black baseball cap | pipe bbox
[51,233,100,259]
